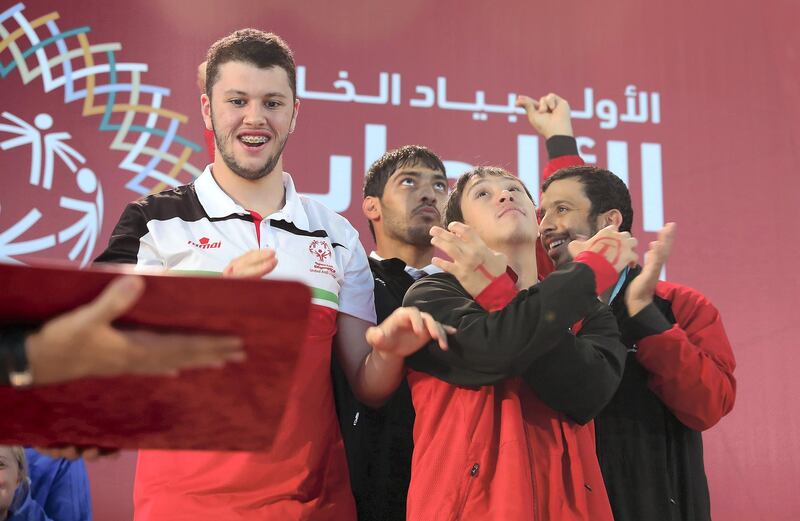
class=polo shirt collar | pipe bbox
[271,171,309,230]
[193,166,310,230]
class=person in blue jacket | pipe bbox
[1,446,91,521]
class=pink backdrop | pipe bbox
[2,0,799,519]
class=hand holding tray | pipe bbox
[0,262,310,451]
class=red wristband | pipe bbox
[574,250,618,295]
[475,272,517,311]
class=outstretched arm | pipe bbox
[516,93,585,278]
[9,275,245,386]
[404,222,630,386]
[334,309,453,409]
[422,221,634,422]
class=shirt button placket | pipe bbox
[262,220,272,249]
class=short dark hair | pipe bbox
[363,145,446,240]
[444,166,535,227]
[541,165,634,232]
[205,29,296,100]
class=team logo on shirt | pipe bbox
[188,237,222,249]
[309,239,336,278]
[309,240,332,262]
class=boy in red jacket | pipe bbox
[401,98,671,519]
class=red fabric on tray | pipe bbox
[0,262,309,451]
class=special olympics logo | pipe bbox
[1,2,207,267]
[0,111,103,267]
[309,240,332,263]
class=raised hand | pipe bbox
[567,224,638,274]
[430,222,508,297]
[515,93,574,139]
[366,306,455,362]
[625,223,676,316]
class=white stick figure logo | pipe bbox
[0,112,104,266]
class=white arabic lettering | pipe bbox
[297,66,662,128]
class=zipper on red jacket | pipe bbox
[451,462,480,520]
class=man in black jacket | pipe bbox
[525,92,736,521]
[361,146,448,322]
[332,145,448,521]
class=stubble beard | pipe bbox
[404,224,434,248]
[383,207,434,248]
[212,112,289,181]
[555,220,600,267]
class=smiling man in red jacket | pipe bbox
[524,92,736,521]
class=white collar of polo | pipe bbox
[194,166,310,230]
[273,171,309,230]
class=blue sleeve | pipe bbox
[24,449,92,521]
[7,487,54,521]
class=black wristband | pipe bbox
[545,135,579,159]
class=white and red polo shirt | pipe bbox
[96,166,375,520]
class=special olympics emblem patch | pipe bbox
[308,239,336,279]
[309,239,332,263]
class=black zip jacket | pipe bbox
[403,258,626,424]
[332,256,416,521]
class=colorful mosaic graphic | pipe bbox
[0,2,203,195]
